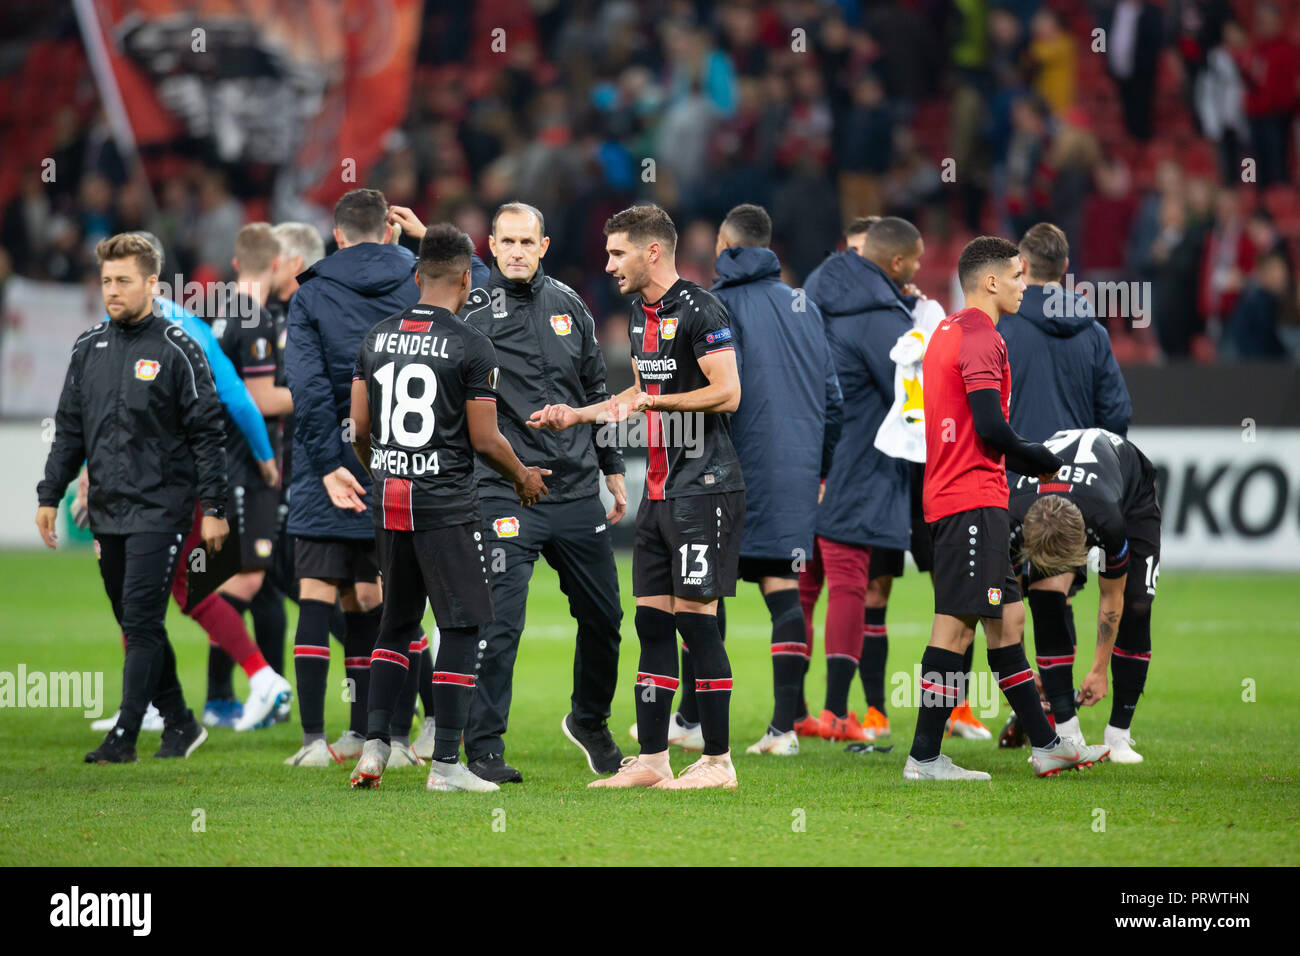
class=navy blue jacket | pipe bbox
[805,252,912,550]
[285,244,489,540]
[712,246,843,562]
[998,284,1132,443]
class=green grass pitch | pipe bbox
[1,550,1296,866]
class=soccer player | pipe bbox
[347,225,549,792]
[387,202,627,783]
[905,235,1109,780]
[531,203,745,790]
[996,221,1133,747]
[710,204,842,756]
[38,234,228,763]
[801,217,919,743]
[1010,428,1158,763]
[283,189,415,767]
[204,223,294,731]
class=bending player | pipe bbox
[347,225,549,792]
[1009,428,1158,763]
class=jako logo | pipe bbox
[50,886,151,936]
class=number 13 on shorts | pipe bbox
[679,543,710,584]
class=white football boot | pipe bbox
[388,740,425,767]
[1103,725,1144,763]
[903,753,991,781]
[745,730,800,755]
[233,668,292,731]
[350,739,390,789]
[329,729,366,761]
[284,738,338,767]
[1031,737,1110,776]
[426,760,500,792]
[1054,714,1086,747]
[412,717,437,760]
[92,705,164,733]
[628,712,705,751]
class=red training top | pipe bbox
[922,306,1012,522]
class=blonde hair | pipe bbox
[234,222,281,274]
[1021,495,1088,576]
[95,233,161,278]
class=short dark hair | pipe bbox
[722,203,772,247]
[845,216,880,238]
[957,236,1022,292]
[417,224,474,284]
[234,222,281,273]
[96,232,161,278]
[333,188,389,242]
[603,203,677,255]
[863,216,922,258]
[492,202,545,238]
[1019,222,1069,282]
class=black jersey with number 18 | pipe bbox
[353,304,500,531]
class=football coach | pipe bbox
[389,202,626,783]
[38,233,229,763]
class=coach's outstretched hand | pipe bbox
[514,466,551,507]
[324,466,367,513]
[529,403,581,431]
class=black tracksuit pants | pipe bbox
[466,495,622,761]
[94,530,189,737]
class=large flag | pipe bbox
[76,0,423,210]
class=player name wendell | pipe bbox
[374,332,451,358]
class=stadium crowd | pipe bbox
[2,0,1298,363]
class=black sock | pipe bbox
[675,612,731,756]
[1110,608,1151,731]
[293,599,334,737]
[824,657,857,718]
[364,646,409,745]
[1065,604,1077,648]
[634,606,678,753]
[206,642,235,701]
[390,632,424,740]
[989,643,1058,748]
[1028,590,1077,722]
[678,643,699,725]
[908,646,964,761]
[795,654,810,720]
[250,585,286,675]
[328,603,347,643]
[960,643,975,704]
[344,608,381,736]
[765,590,805,733]
[431,625,478,762]
[418,640,435,718]
[860,606,888,714]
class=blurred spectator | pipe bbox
[1225,250,1293,358]
[1106,0,1163,142]
[1083,158,1138,285]
[1142,194,1204,358]
[2,172,52,277]
[1028,9,1077,116]
[1194,20,1250,184]
[1199,187,1256,336]
[837,74,893,222]
[1233,4,1299,188]
[193,170,244,280]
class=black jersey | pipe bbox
[1009,427,1159,578]
[353,304,500,531]
[629,278,744,500]
[211,290,282,485]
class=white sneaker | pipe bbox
[628,712,704,751]
[330,730,366,761]
[412,717,437,761]
[233,668,292,731]
[426,760,500,792]
[1104,725,1144,763]
[902,753,991,781]
[350,739,390,788]
[1054,715,1086,747]
[91,705,164,733]
[388,740,425,767]
[284,738,339,767]
[745,730,799,755]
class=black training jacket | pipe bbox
[38,311,227,535]
[462,263,624,502]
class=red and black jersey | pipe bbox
[1009,428,1160,578]
[628,278,744,500]
[211,290,281,486]
[353,304,500,531]
[922,306,1013,522]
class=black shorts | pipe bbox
[738,556,798,583]
[232,484,279,570]
[633,491,744,600]
[376,523,494,628]
[930,507,1021,618]
[293,535,379,586]
[869,547,905,580]
[909,461,934,572]
[1123,515,1161,608]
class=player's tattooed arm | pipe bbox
[1079,573,1125,706]
[469,399,551,505]
[643,349,740,414]
[349,379,373,480]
